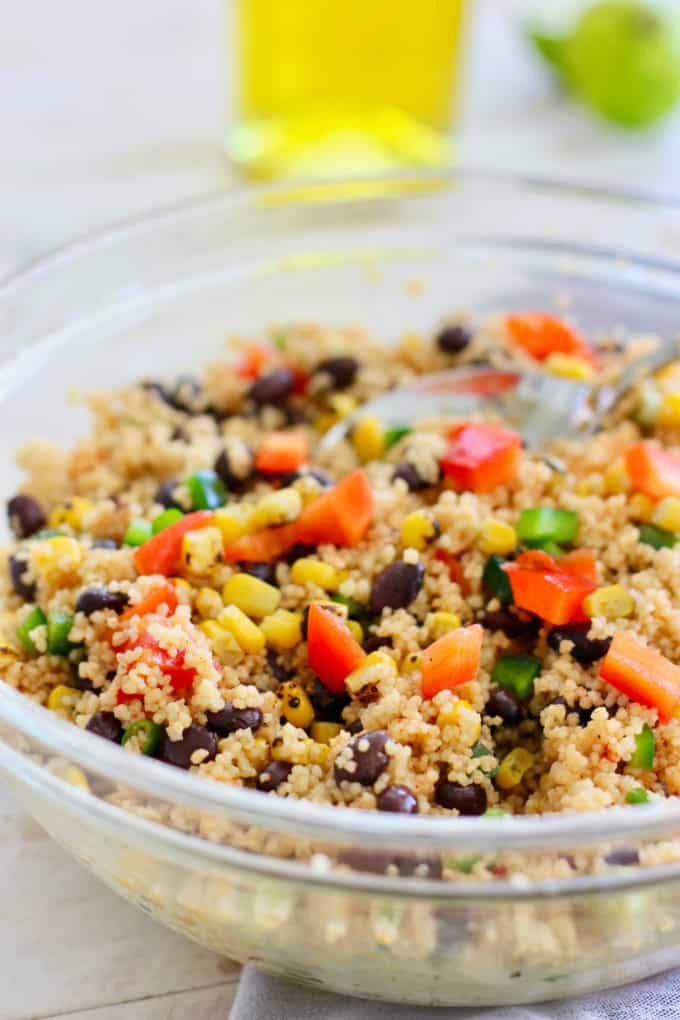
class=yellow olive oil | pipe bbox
[227,0,467,179]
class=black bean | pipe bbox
[240,562,277,587]
[76,586,130,616]
[435,779,487,815]
[314,355,359,389]
[348,719,363,734]
[214,445,255,489]
[480,608,539,639]
[158,724,218,769]
[92,538,118,550]
[266,648,291,684]
[285,405,310,426]
[7,494,46,538]
[548,623,611,664]
[278,467,332,489]
[339,849,441,878]
[485,688,523,726]
[69,665,95,692]
[363,633,394,654]
[206,703,263,735]
[86,712,123,744]
[334,731,390,786]
[284,542,317,565]
[370,561,424,614]
[248,367,295,406]
[436,324,473,354]
[155,479,182,510]
[8,554,36,600]
[392,463,429,491]
[309,678,349,722]
[604,847,640,867]
[257,760,292,792]
[377,784,418,814]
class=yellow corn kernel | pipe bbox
[658,393,680,428]
[60,764,90,791]
[170,577,192,594]
[401,652,421,675]
[364,651,397,673]
[629,493,654,522]
[223,573,281,618]
[574,480,591,497]
[328,393,357,420]
[352,416,385,463]
[479,518,517,556]
[199,619,243,664]
[496,748,534,790]
[401,510,440,551]
[290,557,339,591]
[214,506,248,545]
[34,536,83,576]
[247,488,302,531]
[650,497,680,534]
[544,352,594,382]
[47,685,80,715]
[195,587,223,620]
[48,497,93,532]
[345,652,396,698]
[308,741,330,766]
[260,609,303,651]
[278,681,315,729]
[311,721,343,744]
[436,699,481,743]
[0,644,18,668]
[583,584,634,620]
[218,605,266,654]
[429,611,461,641]
[347,620,364,643]
[314,413,339,435]
[603,459,631,495]
[181,526,224,575]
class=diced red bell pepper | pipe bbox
[600,631,680,723]
[502,551,596,626]
[133,511,214,577]
[625,442,680,501]
[290,367,309,396]
[307,603,366,694]
[558,549,599,585]
[440,423,521,493]
[505,312,594,363]
[116,626,197,699]
[434,549,470,595]
[421,624,483,698]
[236,343,273,379]
[222,522,300,563]
[255,431,309,475]
[297,469,374,547]
[119,583,178,623]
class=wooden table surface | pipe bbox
[2,1,679,1017]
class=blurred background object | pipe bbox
[226,0,467,179]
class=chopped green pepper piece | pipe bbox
[272,332,288,350]
[46,609,77,656]
[472,741,493,759]
[639,523,677,550]
[482,554,513,605]
[384,426,412,450]
[626,786,649,805]
[34,528,65,539]
[633,381,661,432]
[123,518,153,547]
[484,807,507,817]
[492,654,541,701]
[152,508,184,534]
[17,606,47,655]
[122,719,163,756]
[445,854,482,874]
[517,507,579,545]
[629,724,655,770]
[523,539,565,557]
[330,592,368,619]
[186,470,227,511]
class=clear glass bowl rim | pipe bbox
[3,168,680,866]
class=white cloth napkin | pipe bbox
[230,964,680,1019]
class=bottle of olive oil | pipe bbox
[227,0,467,179]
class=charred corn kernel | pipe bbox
[260,609,303,650]
[544,352,594,382]
[364,651,397,674]
[345,652,396,697]
[48,497,93,532]
[496,747,534,790]
[352,416,385,463]
[181,526,224,575]
[651,497,680,534]
[278,681,315,729]
[315,413,339,435]
[658,393,680,428]
[583,585,634,620]
[629,493,654,522]
[574,480,591,496]
[60,764,89,791]
[308,740,330,766]
[214,506,248,545]
[271,732,310,765]
[223,573,281,618]
[328,393,357,419]
[199,619,243,664]
[401,510,440,551]
[218,605,266,654]
[290,558,339,591]
[402,652,421,675]
[429,611,461,640]
[0,644,18,668]
[347,620,364,643]
[479,518,517,556]
[603,459,631,495]
[47,685,80,714]
[311,721,342,744]
[195,587,224,620]
[247,488,302,531]
[34,536,83,576]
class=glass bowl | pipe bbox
[2,173,680,1007]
